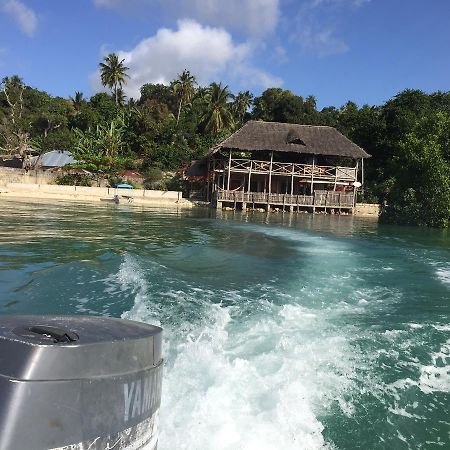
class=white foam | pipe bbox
[436,268,450,286]
[157,302,354,450]
[432,324,450,332]
[419,340,450,394]
[116,255,358,450]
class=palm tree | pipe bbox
[232,91,253,123]
[200,82,234,135]
[99,53,129,105]
[171,69,196,125]
[115,87,127,107]
[69,91,85,111]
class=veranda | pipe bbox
[210,153,361,212]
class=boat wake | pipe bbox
[117,254,360,450]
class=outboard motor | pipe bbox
[0,315,163,450]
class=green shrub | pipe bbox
[163,174,183,191]
[143,167,164,189]
[106,176,123,188]
[56,173,92,186]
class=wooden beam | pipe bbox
[361,158,365,196]
[206,158,211,202]
[227,151,232,191]
[311,156,315,212]
[354,160,359,206]
[290,163,294,196]
[268,151,274,203]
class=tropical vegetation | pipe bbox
[1,54,450,226]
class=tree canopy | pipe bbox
[1,66,449,227]
[99,53,129,105]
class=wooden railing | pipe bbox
[216,189,354,208]
[314,190,354,208]
[214,159,357,181]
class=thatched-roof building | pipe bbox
[190,120,370,213]
[211,121,370,159]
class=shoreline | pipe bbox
[0,183,379,217]
[0,183,195,209]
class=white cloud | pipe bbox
[91,19,281,99]
[1,0,37,36]
[293,0,368,56]
[175,0,279,37]
[93,0,280,37]
[297,26,348,56]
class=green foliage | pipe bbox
[199,82,234,135]
[2,68,450,227]
[143,167,164,189]
[140,83,176,109]
[56,173,92,186]
[0,76,33,162]
[99,53,129,105]
[381,113,450,227]
[171,69,197,125]
[164,173,183,191]
[232,91,253,126]
[73,115,127,160]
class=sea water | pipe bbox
[0,199,449,449]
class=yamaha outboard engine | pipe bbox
[0,315,163,450]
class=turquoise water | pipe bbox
[0,199,449,449]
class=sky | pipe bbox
[0,0,449,108]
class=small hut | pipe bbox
[201,121,370,213]
[30,150,78,170]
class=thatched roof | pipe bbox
[211,121,370,159]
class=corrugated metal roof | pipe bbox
[32,150,78,168]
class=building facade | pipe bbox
[189,121,370,213]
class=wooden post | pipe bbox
[227,151,232,191]
[311,156,315,213]
[268,151,273,207]
[361,158,365,196]
[354,160,359,209]
[212,159,216,193]
[247,161,252,194]
[289,163,295,213]
[290,163,294,196]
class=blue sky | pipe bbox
[0,0,449,108]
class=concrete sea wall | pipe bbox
[354,203,380,217]
[0,182,187,208]
[0,167,59,185]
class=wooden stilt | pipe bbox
[227,151,232,191]
[290,163,294,205]
[312,156,315,213]
[268,151,273,209]
[361,158,365,197]
[354,160,359,209]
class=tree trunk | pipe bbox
[176,98,183,125]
